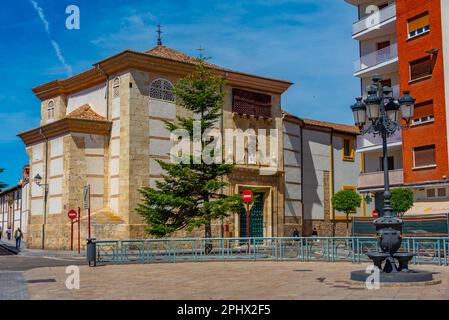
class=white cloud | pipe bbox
[29,0,73,77]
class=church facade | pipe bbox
[18,45,293,249]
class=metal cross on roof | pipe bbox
[157,25,163,46]
[197,46,205,59]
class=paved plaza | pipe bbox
[18,261,449,300]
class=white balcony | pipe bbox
[358,169,404,190]
[352,3,396,40]
[354,43,398,77]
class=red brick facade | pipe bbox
[397,0,448,184]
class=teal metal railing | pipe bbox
[92,237,449,266]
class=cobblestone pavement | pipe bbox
[0,254,85,300]
[23,261,449,300]
[0,272,29,300]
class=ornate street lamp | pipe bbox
[349,75,433,282]
[33,173,49,250]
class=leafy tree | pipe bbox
[136,59,242,241]
[0,168,6,192]
[390,188,414,217]
[332,190,362,236]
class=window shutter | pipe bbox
[414,101,433,119]
[414,145,436,167]
[408,13,429,33]
[410,57,431,80]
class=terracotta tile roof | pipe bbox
[145,45,221,69]
[65,104,106,121]
[302,118,360,135]
[283,111,359,135]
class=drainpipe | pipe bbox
[39,128,49,249]
[96,64,110,120]
[330,130,336,237]
[220,73,228,238]
[300,124,305,236]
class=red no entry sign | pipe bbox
[68,209,77,220]
[242,190,253,203]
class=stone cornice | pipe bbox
[32,50,293,101]
[17,118,112,146]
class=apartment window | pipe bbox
[412,100,434,125]
[426,187,447,199]
[413,145,436,168]
[149,79,175,102]
[380,79,392,88]
[377,3,389,10]
[379,156,394,171]
[410,56,432,82]
[342,137,355,161]
[232,89,272,118]
[408,13,430,39]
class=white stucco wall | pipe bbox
[67,83,107,117]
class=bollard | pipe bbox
[86,238,97,267]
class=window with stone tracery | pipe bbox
[112,77,120,99]
[47,100,55,120]
[149,79,175,102]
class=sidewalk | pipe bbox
[0,239,85,259]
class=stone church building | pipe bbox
[17,43,363,249]
[18,44,295,249]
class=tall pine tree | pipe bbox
[136,59,242,239]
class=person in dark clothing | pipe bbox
[293,228,300,238]
[6,226,11,240]
[312,227,318,237]
[14,228,23,249]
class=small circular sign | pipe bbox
[242,190,253,203]
[68,209,77,220]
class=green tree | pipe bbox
[390,188,414,217]
[136,59,242,242]
[0,168,6,192]
[332,189,362,236]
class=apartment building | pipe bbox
[346,0,449,216]
[0,165,30,236]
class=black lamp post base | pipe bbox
[350,269,433,283]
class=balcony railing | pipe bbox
[358,169,403,189]
[354,43,398,73]
[353,3,396,36]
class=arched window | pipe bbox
[47,100,55,120]
[149,79,175,102]
[112,77,120,99]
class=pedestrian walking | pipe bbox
[293,227,300,238]
[14,228,23,249]
[6,226,11,241]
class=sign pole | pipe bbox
[246,202,250,254]
[77,207,81,254]
[88,207,91,240]
[71,220,73,251]
[241,190,253,256]
[84,185,91,240]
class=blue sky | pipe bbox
[0,0,359,187]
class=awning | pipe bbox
[405,201,449,215]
